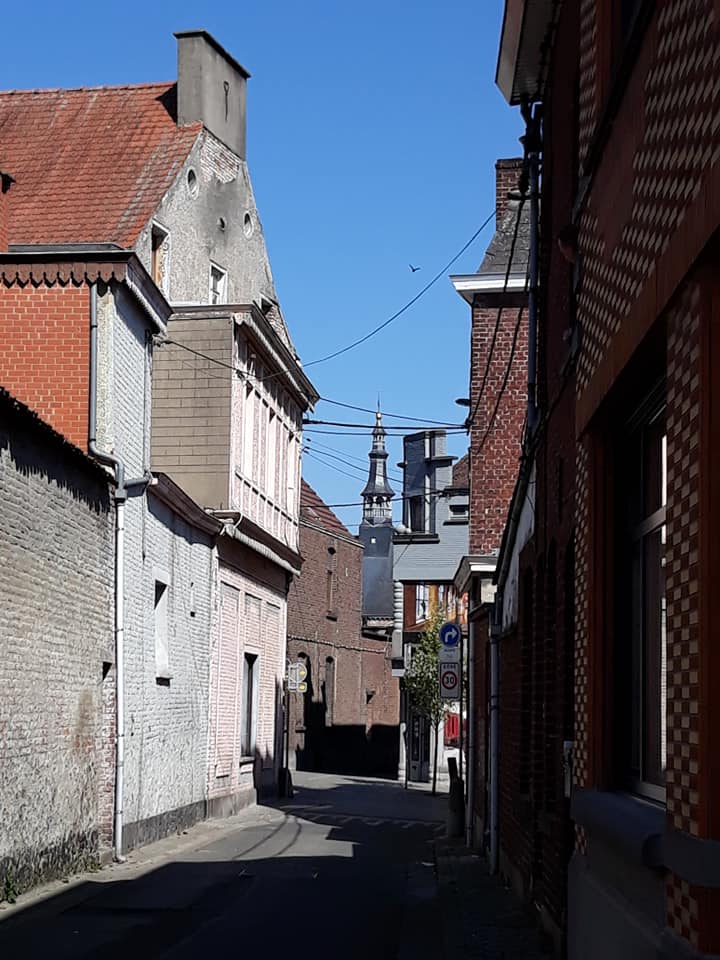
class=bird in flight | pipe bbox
[409,264,421,273]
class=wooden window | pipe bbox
[209,262,227,305]
[151,224,169,294]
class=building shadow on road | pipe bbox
[0,804,444,960]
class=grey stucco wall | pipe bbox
[134,131,277,310]
[0,405,113,892]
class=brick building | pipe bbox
[287,480,399,779]
[0,30,316,866]
[0,389,114,891]
[450,157,530,846]
[494,0,720,957]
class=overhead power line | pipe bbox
[161,338,464,431]
[302,211,496,368]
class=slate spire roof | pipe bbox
[361,406,394,523]
[0,82,201,247]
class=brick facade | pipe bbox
[0,392,113,892]
[287,483,399,778]
[0,281,89,448]
[522,0,720,956]
[468,303,528,556]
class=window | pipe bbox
[154,578,170,681]
[326,546,337,615]
[408,495,425,533]
[324,657,335,726]
[617,394,666,799]
[151,224,169,294]
[240,652,258,756]
[209,262,227,305]
[415,584,430,624]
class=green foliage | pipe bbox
[2,873,18,904]
[404,604,446,726]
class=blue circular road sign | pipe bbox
[439,622,460,647]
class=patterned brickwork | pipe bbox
[577,1,720,399]
[665,280,702,944]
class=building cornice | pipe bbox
[450,272,528,305]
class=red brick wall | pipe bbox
[0,281,90,449]
[287,519,399,777]
[468,303,528,556]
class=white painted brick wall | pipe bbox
[208,563,287,802]
[0,409,113,891]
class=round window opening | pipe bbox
[187,168,199,198]
[243,211,254,238]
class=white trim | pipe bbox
[450,272,528,304]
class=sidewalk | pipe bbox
[435,840,551,959]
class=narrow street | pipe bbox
[0,774,447,959]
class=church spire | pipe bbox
[361,406,394,524]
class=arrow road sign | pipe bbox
[439,622,461,647]
[439,661,460,700]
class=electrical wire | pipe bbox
[302,211,496,368]
[317,397,458,426]
[304,442,404,483]
[303,418,464,431]
[160,337,466,432]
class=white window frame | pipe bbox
[153,568,171,681]
[209,261,228,305]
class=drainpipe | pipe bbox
[488,593,501,874]
[89,284,128,862]
[89,284,151,862]
[465,615,476,847]
[521,101,542,435]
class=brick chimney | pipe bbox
[495,157,524,223]
[175,30,250,160]
[0,171,15,251]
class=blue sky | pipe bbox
[1,1,522,530]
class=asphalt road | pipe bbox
[0,773,448,959]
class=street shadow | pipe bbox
[0,813,443,959]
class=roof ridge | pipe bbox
[0,80,175,97]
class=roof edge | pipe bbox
[174,30,251,79]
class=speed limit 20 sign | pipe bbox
[439,661,460,700]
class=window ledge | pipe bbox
[239,756,255,767]
[571,788,664,867]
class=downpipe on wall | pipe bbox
[89,283,151,863]
[488,597,501,874]
[465,617,476,847]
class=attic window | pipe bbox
[209,263,227,305]
[151,224,169,294]
[187,168,199,198]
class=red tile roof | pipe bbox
[0,83,201,247]
[452,452,469,487]
[300,479,357,542]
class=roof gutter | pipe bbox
[495,0,558,105]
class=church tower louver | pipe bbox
[359,406,395,626]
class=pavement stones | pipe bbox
[435,839,552,959]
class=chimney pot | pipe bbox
[494,157,524,224]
